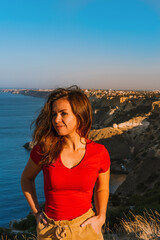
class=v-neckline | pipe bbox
[59,139,89,170]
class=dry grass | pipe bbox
[121,210,160,240]
[1,211,160,240]
[0,234,36,240]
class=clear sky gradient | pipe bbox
[0,0,160,90]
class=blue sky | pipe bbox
[0,0,160,90]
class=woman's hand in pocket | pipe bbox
[36,212,48,225]
[81,215,104,235]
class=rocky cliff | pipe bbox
[89,98,160,196]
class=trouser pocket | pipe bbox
[87,223,103,239]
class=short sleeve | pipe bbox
[30,144,42,165]
[99,146,111,173]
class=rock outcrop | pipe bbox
[23,142,34,150]
[152,101,160,114]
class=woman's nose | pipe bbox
[54,114,61,123]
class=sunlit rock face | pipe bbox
[152,101,160,114]
[88,91,160,196]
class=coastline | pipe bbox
[1,88,160,99]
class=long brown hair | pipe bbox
[32,86,92,165]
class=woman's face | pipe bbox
[52,98,78,137]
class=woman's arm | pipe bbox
[21,158,42,216]
[94,168,110,223]
[81,168,110,233]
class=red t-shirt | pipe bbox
[30,139,110,220]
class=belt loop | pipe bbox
[42,210,54,224]
[41,211,67,239]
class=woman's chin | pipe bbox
[55,130,67,136]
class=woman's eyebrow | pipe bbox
[52,109,68,113]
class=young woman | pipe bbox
[21,86,110,240]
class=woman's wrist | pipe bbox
[96,213,106,225]
[34,210,41,218]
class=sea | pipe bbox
[0,91,126,227]
[0,91,45,227]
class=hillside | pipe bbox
[89,95,160,196]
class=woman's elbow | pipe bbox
[21,171,34,191]
[21,172,26,191]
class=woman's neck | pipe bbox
[64,134,86,151]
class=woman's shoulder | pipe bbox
[30,144,42,165]
[32,143,41,151]
[87,139,107,151]
[87,139,110,171]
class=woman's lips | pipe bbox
[56,125,64,129]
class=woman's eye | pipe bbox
[62,112,67,116]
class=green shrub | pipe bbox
[110,194,122,207]
[136,182,147,191]
[0,227,36,240]
[12,213,36,232]
[125,194,145,206]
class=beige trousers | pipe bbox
[37,208,104,240]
